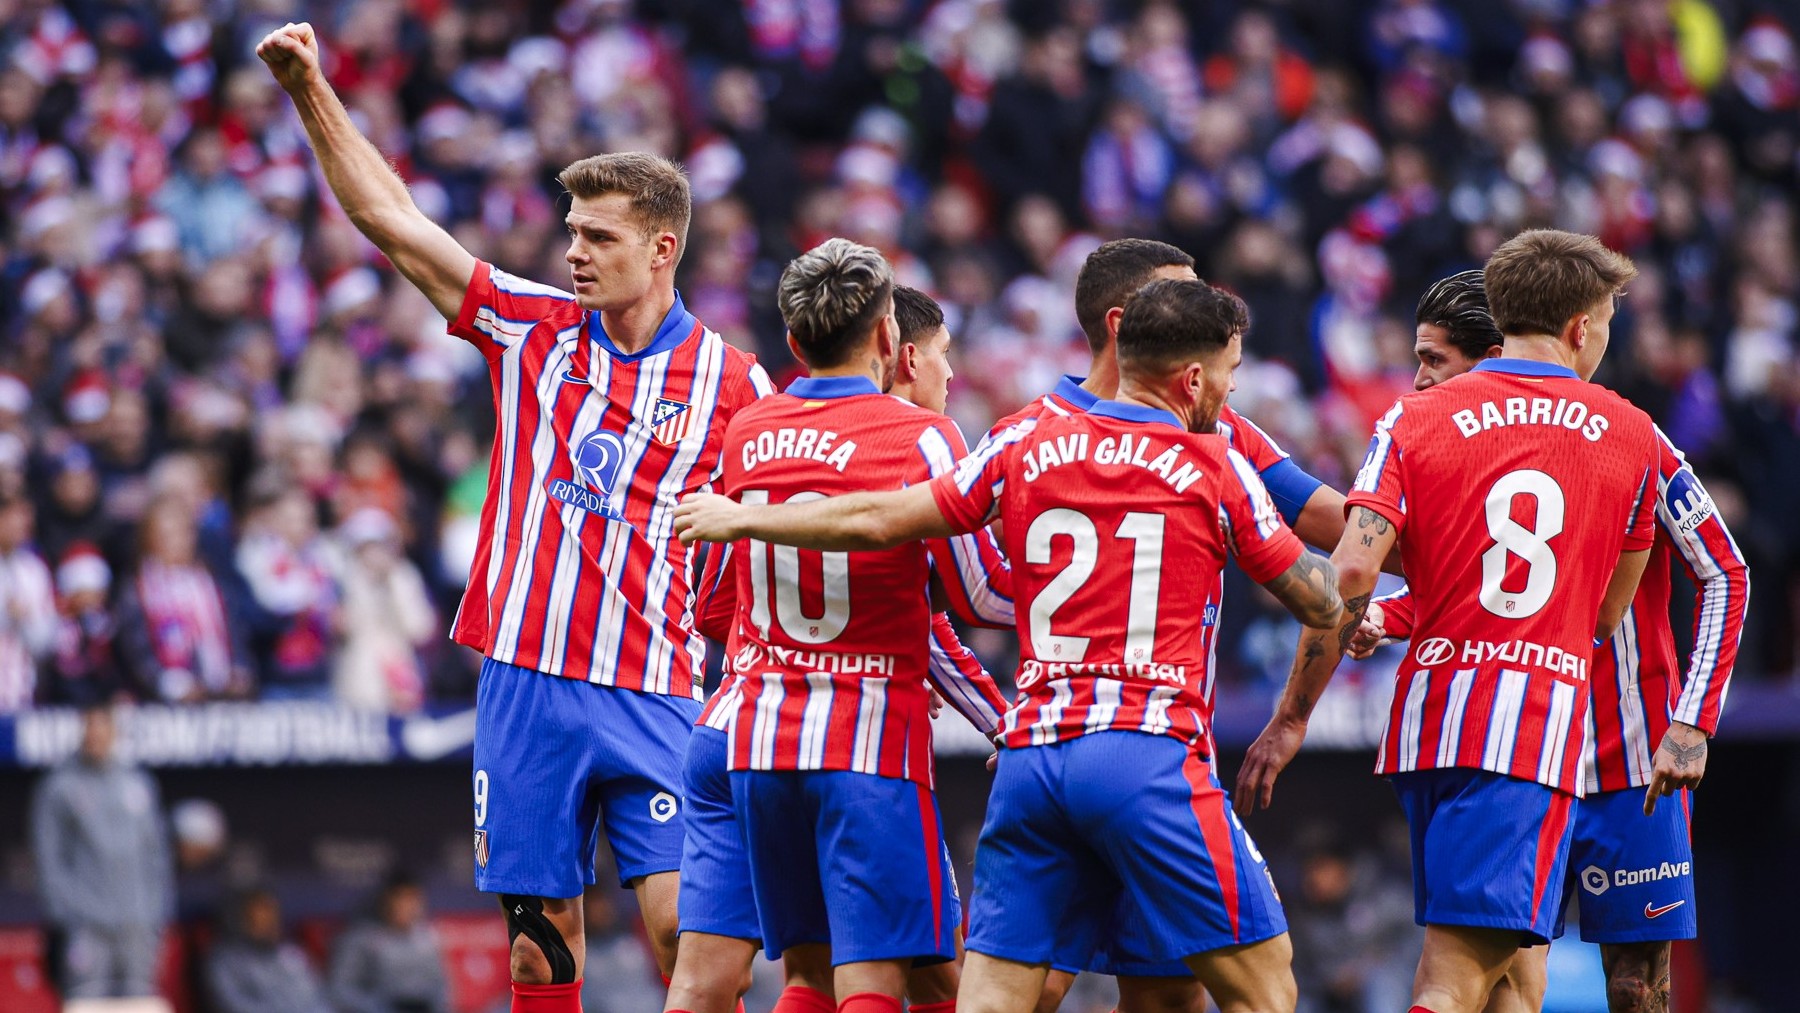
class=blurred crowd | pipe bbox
[1,0,1797,713]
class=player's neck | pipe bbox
[1500,334,1579,373]
[599,285,678,355]
[809,352,885,388]
[1081,354,1120,399]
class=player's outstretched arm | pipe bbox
[257,23,475,320]
[1292,485,1405,575]
[1236,506,1394,814]
[674,484,957,551]
[1258,552,1344,631]
[1595,546,1652,642]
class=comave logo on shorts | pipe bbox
[650,791,678,823]
[1581,861,1691,895]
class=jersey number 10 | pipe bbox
[742,490,851,645]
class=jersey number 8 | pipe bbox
[1479,469,1565,619]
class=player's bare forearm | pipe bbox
[675,484,955,550]
[1596,546,1652,641]
[1294,487,1404,575]
[1274,507,1391,722]
[258,24,473,319]
[1643,720,1708,815]
[1260,552,1343,630]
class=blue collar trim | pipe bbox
[589,291,697,361]
[1090,399,1185,430]
[785,375,882,399]
[1052,375,1101,411]
[1472,358,1580,380]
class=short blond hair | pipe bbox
[557,152,692,252]
[1483,229,1638,338]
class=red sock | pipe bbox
[775,985,837,1013]
[839,993,904,1013]
[1410,1007,1440,1013]
[512,979,582,1013]
[909,1001,957,1013]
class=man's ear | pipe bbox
[876,316,898,363]
[652,230,680,271]
[1105,305,1126,344]
[896,342,920,382]
[1482,344,1504,359]
[1564,312,1590,353]
[785,332,806,366]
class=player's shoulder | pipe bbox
[485,263,580,313]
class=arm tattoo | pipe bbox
[1661,736,1706,771]
[1264,552,1342,627]
[1335,592,1372,651]
[1354,507,1391,535]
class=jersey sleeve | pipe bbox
[694,540,738,644]
[1220,448,1306,584]
[1620,425,1658,552]
[1220,406,1322,526]
[1373,585,1416,641]
[918,419,1014,628]
[924,612,1010,738]
[1650,428,1749,735]
[1345,400,1409,532]
[929,417,1032,536]
[448,260,576,359]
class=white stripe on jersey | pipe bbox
[1138,685,1177,737]
[1225,448,1283,539]
[1032,682,1075,745]
[591,343,672,687]
[852,677,887,774]
[704,675,743,732]
[958,417,1036,499]
[1436,668,1476,768]
[1398,669,1429,771]
[481,348,525,635]
[1615,608,1653,783]
[1084,679,1123,735]
[919,422,1014,625]
[541,339,609,672]
[495,330,581,662]
[798,672,834,768]
[1354,401,1406,498]
[1580,698,1600,794]
[1484,669,1529,771]
[1539,680,1578,786]
[749,678,786,769]
[1233,411,1291,457]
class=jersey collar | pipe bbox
[1051,375,1101,411]
[1471,358,1580,380]
[588,290,699,361]
[785,374,882,400]
[1089,399,1185,431]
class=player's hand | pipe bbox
[1644,721,1708,815]
[928,690,945,719]
[1235,714,1307,815]
[674,493,743,544]
[986,751,998,772]
[256,22,322,93]
[1347,601,1388,660]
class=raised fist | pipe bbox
[256,22,321,93]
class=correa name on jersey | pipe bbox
[447,261,774,698]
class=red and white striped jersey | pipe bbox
[720,375,1014,785]
[981,375,1290,474]
[1350,359,1659,795]
[1370,424,1748,794]
[448,261,773,699]
[694,541,1010,737]
[932,400,1304,752]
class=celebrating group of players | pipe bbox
[257,19,1747,1013]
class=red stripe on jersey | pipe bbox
[918,783,946,951]
[447,261,771,699]
[1184,750,1240,941]
[1530,791,1574,925]
[1349,365,1660,794]
[1215,404,1289,472]
[933,406,1303,752]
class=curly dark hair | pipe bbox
[1415,270,1504,359]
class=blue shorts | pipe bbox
[1390,768,1576,944]
[731,769,958,965]
[1558,787,1696,943]
[969,732,1286,969]
[472,657,699,897]
[677,726,760,940]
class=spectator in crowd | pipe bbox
[38,542,122,706]
[29,704,174,999]
[116,495,252,703]
[332,508,434,713]
[235,478,339,701]
[206,887,334,1013]
[327,872,450,1013]
[1282,838,1419,1013]
[0,488,57,711]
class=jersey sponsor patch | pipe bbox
[473,828,490,868]
[1664,467,1715,535]
[650,397,694,445]
[550,427,629,519]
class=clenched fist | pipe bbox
[256,22,322,93]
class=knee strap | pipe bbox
[500,894,578,985]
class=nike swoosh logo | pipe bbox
[1644,900,1686,919]
[400,709,479,761]
[561,369,591,384]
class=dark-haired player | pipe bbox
[668,286,1007,1013]
[1354,270,1748,1013]
[258,23,772,1013]
[667,242,1012,1013]
[675,277,1347,1013]
[1238,231,1665,1013]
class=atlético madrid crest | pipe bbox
[473,829,489,868]
[649,398,693,445]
